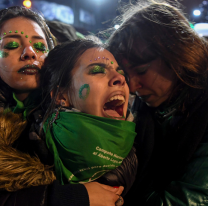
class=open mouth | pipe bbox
[103,95,125,119]
[18,64,40,75]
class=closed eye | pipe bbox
[3,41,19,49]
[134,63,151,75]
[89,65,106,74]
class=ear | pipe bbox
[50,88,70,107]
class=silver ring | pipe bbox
[115,196,124,206]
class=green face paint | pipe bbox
[9,31,12,33]
[33,42,46,51]
[111,61,114,64]
[25,35,28,38]
[89,65,106,74]
[0,50,9,58]
[15,30,18,33]
[117,70,125,76]
[21,31,24,34]
[3,32,6,35]
[29,40,32,43]
[3,41,19,49]
[79,84,90,100]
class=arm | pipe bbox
[97,146,138,196]
[0,181,124,206]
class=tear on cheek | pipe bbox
[79,84,90,100]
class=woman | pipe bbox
[108,1,208,205]
[0,6,55,116]
[0,6,124,206]
[40,39,136,193]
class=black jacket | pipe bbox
[124,88,208,205]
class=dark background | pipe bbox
[0,0,206,35]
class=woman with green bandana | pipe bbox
[39,39,137,205]
[0,6,125,206]
[107,1,208,205]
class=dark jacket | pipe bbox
[124,88,208,205]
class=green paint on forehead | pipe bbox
[0,50,9,58]
[79,84,90,100]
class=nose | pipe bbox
[128,75,142,93]
[109,71,126,87]
[20,46,37,61]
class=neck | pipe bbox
[14,92,30,102]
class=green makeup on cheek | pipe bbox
[0,50,9,58]
[79,84,90,100]
[33,42,46,51]
[4,41,19,49]
[89,65,106,74]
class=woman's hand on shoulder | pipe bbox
[84,182,124,206]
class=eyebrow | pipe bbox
[87,62,121,71]
[2,34,45,40]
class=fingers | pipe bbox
[115,186,124,196]
[99,184,124,195]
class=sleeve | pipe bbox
[143,132,208,206]
[0,181,89,206]
[97,146,138,196]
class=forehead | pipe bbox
[76,47,118,66]
[0,17,45,38]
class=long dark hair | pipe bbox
[40,39,103,125]
[107,1,208,91]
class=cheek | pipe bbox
[78,84,90,100]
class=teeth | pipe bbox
[24,69,38,73]
[106,95,125,106]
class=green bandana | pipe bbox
[44,111,136,185]
[12,89,42,119]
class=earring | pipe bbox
[60,100,66,106]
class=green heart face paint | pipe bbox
[33,42,47,52]
[0,51,9,58]
[89,65,106,74]
[79,84,90,100]
[3,41,19,49]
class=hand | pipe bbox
[84,182,124,206]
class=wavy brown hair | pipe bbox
[107,1,208,90]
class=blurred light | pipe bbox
[193,10,201,16]
[194,23,208,37]
[114,24,120,29]
[23,0,32,8]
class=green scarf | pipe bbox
[12,89,42,119]
[44,111,136,185]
